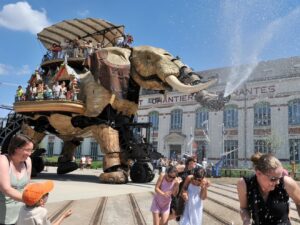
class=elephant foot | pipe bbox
[99,170,128,184]
[57,161,78,174]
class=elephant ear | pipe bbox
[84,48,131,99]
[131,46,180,81]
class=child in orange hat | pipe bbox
[16,180,72,225]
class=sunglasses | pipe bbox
[168,175,176,180]
[263,173,282,182]
[194,177,203,182]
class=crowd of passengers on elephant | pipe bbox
[42,34,134,61]
[15,79,79,102]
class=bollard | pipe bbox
[291,160,296,178]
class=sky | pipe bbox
[0,0,300,117]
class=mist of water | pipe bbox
[221,1,300,97]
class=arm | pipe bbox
[0,155,23,201]
[237,178,251,225]
[52,209,72,225]
[172,177,181,196]
[154,174,168,197]
[200,178,210,200]
[25,157,32,180]
[284,176,300,217]
[181,175,192,201]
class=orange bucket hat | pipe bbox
[22,180,54,206]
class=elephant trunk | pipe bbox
[195,90,231,110]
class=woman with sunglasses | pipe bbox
[0,134,33,225]
[180,167,210,225]
[237,152,300,225]
[150,166,180,225]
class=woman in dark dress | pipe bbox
[237,152,300,225]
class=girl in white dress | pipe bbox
[180,167,210,225]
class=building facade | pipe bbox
[137,56,300,168]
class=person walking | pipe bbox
[150,166,180,225]
[237,152,300,225]
[179,167,209,225]
[0,134,33,225]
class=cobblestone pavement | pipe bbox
[31,167,299,225]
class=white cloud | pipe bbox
[16,64,30,75]
[77,9,90,17]
[0,63,30,76]
[0,1,51,34]
[0,63,10,75]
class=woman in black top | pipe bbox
[237,153,300,225]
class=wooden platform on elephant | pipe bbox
[14,100,85,114]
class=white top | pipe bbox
[16,206,51,225]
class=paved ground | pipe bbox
[30,167,244,225]
[33,166,159,203]
[30,167,300,225]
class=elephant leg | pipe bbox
[57,138,82,174]
[91,125,128,184]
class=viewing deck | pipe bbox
[14,100,85,115]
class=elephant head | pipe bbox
[130,46,229,109]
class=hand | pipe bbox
[63,209,72,218]
[182,192,188,201]
[175,177,182,184]
[200,179,210,189]
[163,191,172,197]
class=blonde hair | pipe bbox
[251,152,282,173]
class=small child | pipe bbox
[16,180,72,225]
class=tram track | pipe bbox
[44,182,300,224]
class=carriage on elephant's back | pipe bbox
[0,18,229,184]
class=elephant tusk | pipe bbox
[165,75,218,93]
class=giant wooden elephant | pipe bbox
[18,45,229,184]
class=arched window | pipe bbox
[170,109,182,130]
[288,99,300,125]
[149,111,159,131]
[195,108,208,129]
[223,105,238,128]
[254,102,271,126]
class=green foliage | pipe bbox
[91,160,102,169]
[44,156,102,169]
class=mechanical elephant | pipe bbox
[24,46,230,184]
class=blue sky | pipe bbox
[1,0,300,117]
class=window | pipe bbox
[288,99,300,125]
[149,111,159,131]
[195,141,208,162]
[254,140,271,153]
[152,141,158,151]
[170,109,182,131]
[254,102,271,126]
[47,142,54,157]
[289,139,300,163]
[223,106,238,128]
[75,144,82,159]
[195,108,208,129]
[224,140,238,168]
[90,142,98,160]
